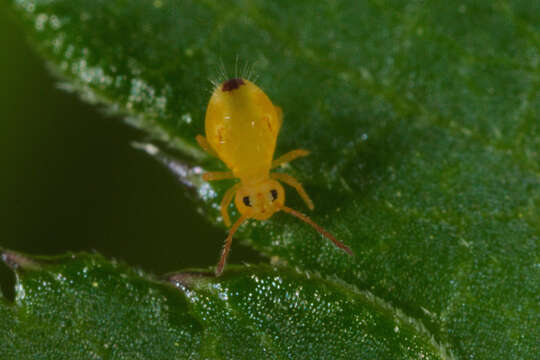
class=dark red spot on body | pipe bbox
[264,115,273,132]
[222,78,245,92]
[217,127,225,143]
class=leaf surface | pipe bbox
[4,0,540,358]
[0,251,446,359]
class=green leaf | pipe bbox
[5,0,540,359]
[0,251,447,359]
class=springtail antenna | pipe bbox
[216,215,248,276]
[280,206,354,255]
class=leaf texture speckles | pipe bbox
[0,252,447,359]
[4,0,540,358]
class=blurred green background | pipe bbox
[0,5,261,297]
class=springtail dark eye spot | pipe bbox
[270,189,278,201]
[243,196,252,207]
